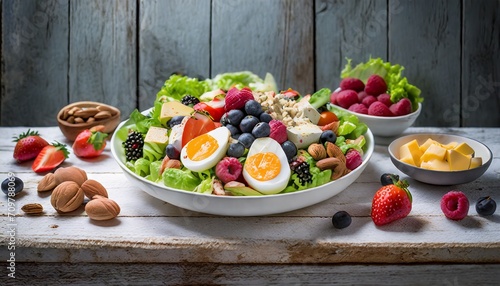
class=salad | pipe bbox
[116,71,368,196]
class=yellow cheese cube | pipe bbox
[400,156,416,166]
[446,149,471,171]
[421,159,451,171]
[440,141,458,150]
[160,101,194,126]
[421,143,447,162]
[145,126,169,145]
[469,157,483,169]
[453,142,475,157]
[419,138,438,153]
[399,139,423,167]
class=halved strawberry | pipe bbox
[32,142,69,173]
[371,180,412,226]
[13,129,49,162]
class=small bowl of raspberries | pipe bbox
[330,75,422,138]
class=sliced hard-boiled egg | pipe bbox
[180,127,230,172]
[243,137,291,195]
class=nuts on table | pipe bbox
[54,166,88,186]
[38,173,57,192]
[50,181,84,213]
[21,203,44,215]
[85,195,120,220]
[81,179,108,199]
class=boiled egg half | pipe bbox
[243,137,291,195]
[180,127,230,172]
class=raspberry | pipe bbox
[364,75,387,96]
[330,90,340,105]
[377,93,392,107]
[368,101,393,117]
[345,149,363,170]
[389,98,413,116]
[340,78,365,92]
[440,191,469,220]
[336,90,358,109]
[357,91,368,102]
[348,103,368,114]
[215,157,243,184]
[225,87,254,111]
[268,119,288,144]
[361,95,377,108]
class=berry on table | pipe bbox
[476,196,496,216]
[2,176,24,196]
[440,191,469,220]
[380,173,400,186]
[332,211,352,229]
[371,180,412,226]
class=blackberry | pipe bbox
[290,160,313,186]
[181,95,200,106]
[123,131,144,161]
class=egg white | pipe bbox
[180,127,230,172]
[243,137,291,194]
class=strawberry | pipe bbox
[13,129,49,162]
[72,125,109,158]
[371,180,412,226]
[32,142,69,173]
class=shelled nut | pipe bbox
[21,203,44,215]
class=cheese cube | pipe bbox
[145,126,169,145]
[421,159,451,171]
[160,101,194,126]
[399,139,423,167]
[298,101,320,125]
[446,149,471,171]
[419,138,438,153]
[286,124,322,149]
[420,143,447,162]
[453,142,475,157]
[441,141,458,150]
[469,157,483,169]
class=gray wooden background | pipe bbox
[1,0,499,127]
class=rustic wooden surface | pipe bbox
[2,0,499,127]
[1,126,499,283]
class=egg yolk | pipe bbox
[186,134,218,161]
[245,152,281,181]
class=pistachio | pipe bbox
[21,203,44,215]
[85,196,120,220]
[80,179,108,200]
[54,166,88,186]
[307,143,327,160]
[37,173,57,192]
[51,181,84,213]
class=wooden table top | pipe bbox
[1,126,499,283]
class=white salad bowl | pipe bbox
[111,114,374,216]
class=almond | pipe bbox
[80,179,108,200]
[54,166,88,186]
[74,107,99,119]
[51,181,84,213]
[38,173,57,192]
[94,110,112,120]
[21,203,44,215]
[307,143,327,160]
[316,157,348,180]
[326,142,346,163]
[85,196,120,220]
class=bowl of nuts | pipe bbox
[57,101,121,141]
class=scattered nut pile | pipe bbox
[60,104,117,124]
[36,166,120,220]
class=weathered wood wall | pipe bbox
[1,0,499,127]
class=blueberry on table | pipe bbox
[2,176,24,196]
[380,173,400,186]
[332,211,352,229]
[476,196,496,216]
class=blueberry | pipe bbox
[320,130,337,144]
[227,109,245,126]
[281,140,297,162]
[259,112,273,123]
[252,122,270,138]
[380,173,399,186]
[238,133,255,149]
[239,115,260,133]
[227,142,246,158]
[226,124,240,136]
[232,133,241,140]
[168,115,185,128]
[476,196,497,216]
[244,100,263,117]
[165,144,180,160]
[220,113,229,126]
[2,176,24,196]
[332,211,352,229]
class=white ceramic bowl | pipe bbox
[333,103,421,138]
[388,133,492,185]
[111,116,375,216]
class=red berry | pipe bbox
[368,101,393,117]
[340,78,365,92]
[345,149,363,170]
[348,103,368,115]
[330,90,339,105]
[268,119,288,144]
[225,87,254,111]
[215,157,243,184]
[371,180,412,226]
[365,75,387,96]
[377,93,392,107]
[440,191,469,220]
[13,129,49,162]
[357,91,369,102]
[336,90,359,109]
[389,98,413,116]
[361,95,377,108]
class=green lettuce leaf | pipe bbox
[156,74,211,102]
[308,88,332,109]
[208,71,263,90]
[162,168,201,191]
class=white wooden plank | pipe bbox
[138,0,211,111]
